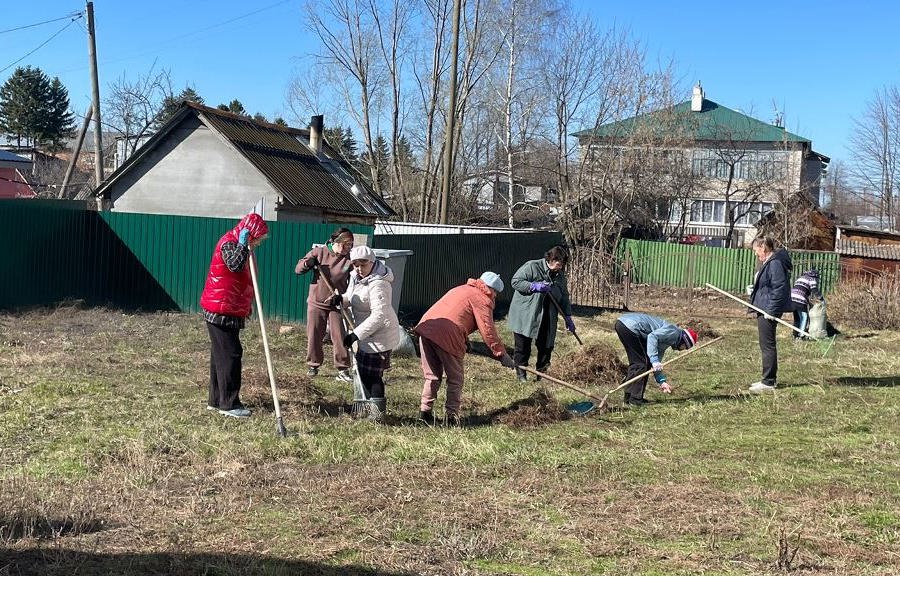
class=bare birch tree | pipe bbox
[103,62,173,156]
[305,0,384,193]
[849,85,900,230]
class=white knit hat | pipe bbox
[479,271,504,293]
[349,245,376,262]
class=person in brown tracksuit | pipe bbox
[413,272,516,426]
[295,227,354,381]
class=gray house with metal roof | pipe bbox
[94,103,393,224]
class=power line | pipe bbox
[0,11,83,35]
[0,14,84,75]
[63,0,295,72]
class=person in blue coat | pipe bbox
[507,246,575,382]
[614,312,698,406]
[747,236,793,392]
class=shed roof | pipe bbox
[0,149,32,168]
[572,99,817,147]
[95,103,394,218]
[835,238,900,260]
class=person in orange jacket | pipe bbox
[413,272,516,426]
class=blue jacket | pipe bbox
[750,249,793,316]
[617,312,683,365]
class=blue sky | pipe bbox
[3,0,900,165]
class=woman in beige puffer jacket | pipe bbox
[339,246,400,421]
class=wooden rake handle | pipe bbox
[705,283,814,338]
[519,366,605,405]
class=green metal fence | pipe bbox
[3,199,371,322]
[623,239,841,294]
[373,231,565,320]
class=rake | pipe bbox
[704,283,817,339]
[313,265,371,413]
[557,336,724,415]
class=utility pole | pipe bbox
[86,2,104,192]
[438,0,462,224]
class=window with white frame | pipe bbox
[691,149,788,181]
[687,199,773,225]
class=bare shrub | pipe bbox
[828,271,900,330]
[774,527,802,572]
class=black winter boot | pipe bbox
[418,410,436,426]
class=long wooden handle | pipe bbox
[704,283,813,338]
[519,366,605,404]
[248,252,284,424]
[547,293,583,345]
[606,336,724,395]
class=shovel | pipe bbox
[519,366,605,414]
[248,252,288,437]
[552,336,724,415]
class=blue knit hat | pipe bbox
[479,271,504,293]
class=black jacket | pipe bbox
[750,248,793,316]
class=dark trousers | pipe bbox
[513,312,554,375]
[359,370,385,398]
[615,320,650,400]
[757,316,778,385]
[207,321,243,411]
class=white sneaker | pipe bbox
[748,381,776,393]
[335,369,353,383]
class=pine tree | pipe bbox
[43,77,75,151]
[273,117,289,127]
[0,66,52,148]
[156,86,204,125]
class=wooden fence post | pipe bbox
[623,247,632,310]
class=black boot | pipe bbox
[626,395,648,406]
[516,367,527,382]
[418,410,435,426]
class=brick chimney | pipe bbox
[691,81,704,112]
[309,115,323,155]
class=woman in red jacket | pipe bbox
[199,213,269,418]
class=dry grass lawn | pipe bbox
[0,301,898,575]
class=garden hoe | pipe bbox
[558,336,724,416]
[248,252,288,437]
[313,266,374,418]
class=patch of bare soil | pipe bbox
[629,285,749,318]
[548,343,627,385]
[494,389,571,428]
[682,318,721,339]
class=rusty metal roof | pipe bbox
[96,102,393,218]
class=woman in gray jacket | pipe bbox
[508,246,575,382]
[339,245,400,422]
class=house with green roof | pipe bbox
[572,83,830,246]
